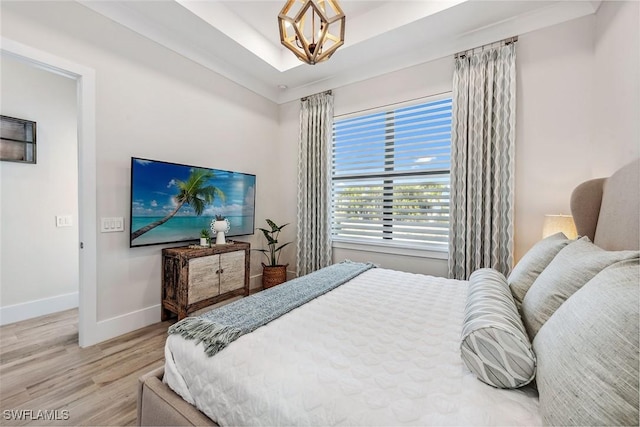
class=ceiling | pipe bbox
[79,0,601,104]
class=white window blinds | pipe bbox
[331,96,452,250]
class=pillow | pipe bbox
[460,268,536,389]
[521,236,638,339]
[533,259,639,426]
[508,232,571,308]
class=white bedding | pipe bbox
[164,267,541,426]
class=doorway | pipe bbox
[1,37,98,347]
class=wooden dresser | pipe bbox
[161,241,250,320]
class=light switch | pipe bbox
[56,215,73,227]
[101,217,125,233]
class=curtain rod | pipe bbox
[301,90,332,101]
[455,36,518,59]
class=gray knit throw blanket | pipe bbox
[168,261,375,357]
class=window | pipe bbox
[331,96,452,252]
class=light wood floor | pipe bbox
[0,310,174,426]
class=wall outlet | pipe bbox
[100,217,125,233]
[56,215,73,227]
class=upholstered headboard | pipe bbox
[570,159,640,251]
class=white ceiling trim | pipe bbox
[79,0,281,100]
[175,0,293,72]
[276,0,600,103]
[77,1,600,105]
[175,0,467,73]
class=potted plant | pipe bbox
[199,228,210,247]
[256,219,291,289]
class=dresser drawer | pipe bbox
[219,251,245,294]
[188,255,221,304]
[161,242,250,320]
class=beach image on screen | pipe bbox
[130,158,256,247]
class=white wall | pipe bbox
[1,1,281,330]
[592,0,640,177]
[275,100,301,278]
[514,15,595,261]
[0,56,79,322]
[515,2,639,259]
[279,6,639,274]
[279,17,596,274]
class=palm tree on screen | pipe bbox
[131,168,225,241]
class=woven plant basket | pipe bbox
[262,263,288,289]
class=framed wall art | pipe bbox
[0,115,37,164]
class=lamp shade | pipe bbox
[542,214,577,239]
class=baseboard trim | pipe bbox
[1,271,304,340]
[249,274,262,291]
[90,304,161,345]
[80,271,301,345]
[0,292,79,326]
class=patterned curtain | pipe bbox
[297,92,333,276]
[449,43,517,280]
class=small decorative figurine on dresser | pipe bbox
[211,214,231,245]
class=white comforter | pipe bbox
[164,268,541,426]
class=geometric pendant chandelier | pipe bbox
[278,0,346,65]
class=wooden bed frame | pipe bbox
[137,159,639,426]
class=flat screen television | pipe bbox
[130,157,256,247]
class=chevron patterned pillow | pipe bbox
[461,268,536,389]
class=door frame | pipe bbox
[1,37,98,347]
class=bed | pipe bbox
[138,159,639,426]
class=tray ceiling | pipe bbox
[79,1,600,104]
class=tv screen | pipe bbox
[130,157,256,247]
